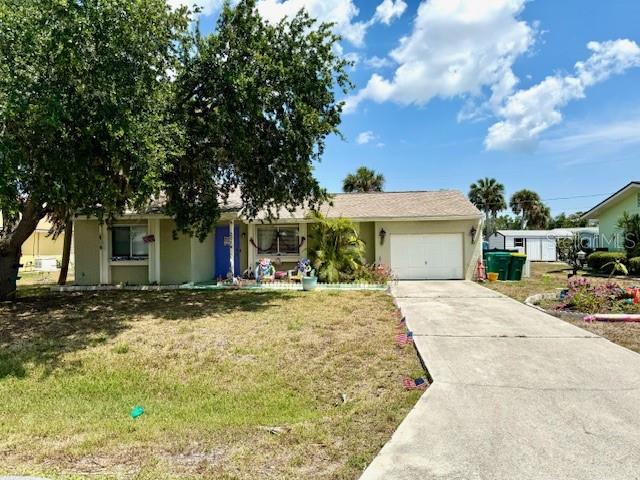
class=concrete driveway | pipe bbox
[360,281,640,480]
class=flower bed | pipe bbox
[548,278,640,315]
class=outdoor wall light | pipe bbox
[470,226,478,243]
[379,228,387,245]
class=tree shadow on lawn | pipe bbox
[0,289,286,380]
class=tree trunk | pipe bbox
[0,246,22,301]
[57,220,73,285]
[0,200,44,301]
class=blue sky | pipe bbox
[183,0,640,215]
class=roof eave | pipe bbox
[581,182,640,219]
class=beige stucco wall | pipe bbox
[159,219,192,284]
[111,265,148,285]
[22,232,64,257]
[74,219,101,285]
[356,221,376,264]
[374,219,482,280]
[596,189,640,250]
[72,216,483,284]
[190,233,215,283]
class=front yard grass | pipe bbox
[0,289,424,479]
[484,262,640,354]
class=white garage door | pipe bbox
[390,234,464,280]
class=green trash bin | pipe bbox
[484,252,496,273]
[508,253,527,281]
[485,251,511,281]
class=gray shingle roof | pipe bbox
[319,190,481,219]
[252,190,481,220]
[131,189,481,220]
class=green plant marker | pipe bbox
[130,405,145,419]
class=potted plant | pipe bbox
[300,259,317,291]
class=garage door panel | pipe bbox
[391,233,464,280]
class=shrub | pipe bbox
[617,212,640,258]
[586,251,627,273]
[630,257,640,275]
[354,264,394,284]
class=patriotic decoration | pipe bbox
[402,377,427,390]
[142,234,155,244]
[395,330,413,346]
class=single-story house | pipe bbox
[73,190,483,285]
[582,181,640,250]
[488,227,598,261]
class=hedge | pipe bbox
[630,257,640,275]
[586,251,627,272]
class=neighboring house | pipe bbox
[487,228,598,261]
[73,190,483,285]
[582,181,640,251]
[0,216,70,271]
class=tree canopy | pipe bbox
[0,0,188,225]
[342,166,385,193]
[0,0,351,299]
[509,189,551,229]
[549,212,587,229]
[168,1,351,238]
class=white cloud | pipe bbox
[256,0,369,47]
[345,0,534,113]
[486,39,640,151]
[166,0,222,16]
[356,131,376,144]
[374,0,408,25]
[541,117,640,154]
[365,56,394,69]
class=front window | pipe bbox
[514,238,524,247]
[112,226,148,260]
[256,226,299,255]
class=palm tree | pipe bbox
[342,166,385,193]
[468,178,506,237]
[510,189,551,229]
[307,212,365,282]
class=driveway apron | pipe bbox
[360,281,640,480]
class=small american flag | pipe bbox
[403,377,427,390]
[395,331,413,346]
[143,234,155,244]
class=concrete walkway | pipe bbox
[360,281,640,480]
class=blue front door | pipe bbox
[215,225,241,278]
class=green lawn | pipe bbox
[0,288,423,479]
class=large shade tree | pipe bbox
[468,178,506,236]
[0,0,351,300]
[168,1,350,238]
[509,189,551,229]
[342,166,385,193]
[0,0,189,299]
